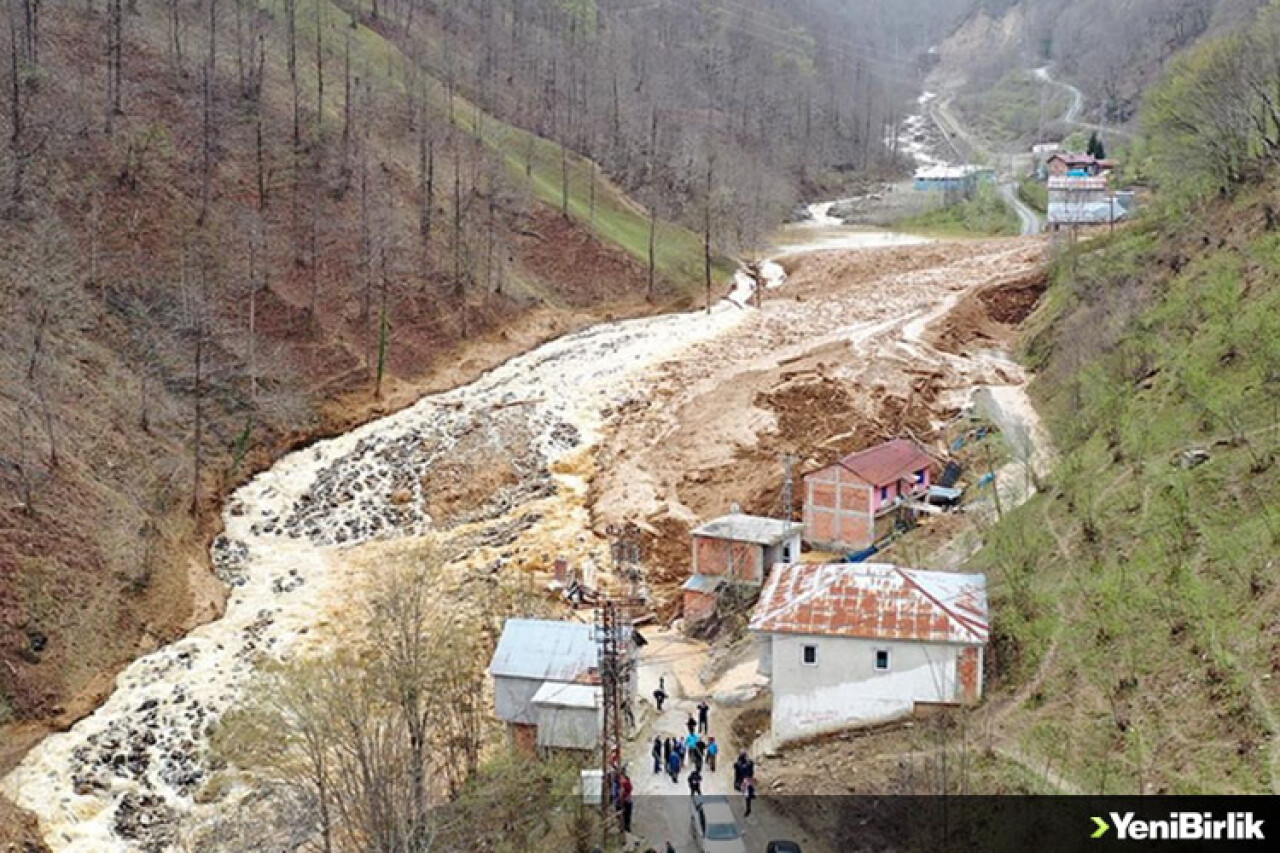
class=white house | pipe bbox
[489,618,599,752]
[750,563,988,743]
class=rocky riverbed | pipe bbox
[2,301,751,852]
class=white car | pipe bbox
[689,794,747,853]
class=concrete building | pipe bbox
[750,563,988,743]
[803,439,934,553]
[691,514,804,584]
[489,618,599,752]
[683,513,803,623]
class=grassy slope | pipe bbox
[316,0,729,295]
[897,183,1020,238]
[954,70,1072,148]
[971,189,1280,794]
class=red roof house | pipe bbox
[1046,152,1107,177]
[750,563,988,741]
[802,439,934,552]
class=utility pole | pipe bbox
[595,522,650,847]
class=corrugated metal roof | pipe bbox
[531,682,601,709]
[682,574,726,594]
[749,563,988,644]
[815,439,933,487]
[692,513,803,546]
[489,618,597,681]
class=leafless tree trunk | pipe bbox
[314,0,323,136]
[703,152,714,315]
[453,140,466,339]
[105,0,122,133]
[198,63,213,225]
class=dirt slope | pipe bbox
[588,238,1047,602]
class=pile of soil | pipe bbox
[927,269,1048,356]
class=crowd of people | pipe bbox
[647,690,758,817]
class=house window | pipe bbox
[874,649,891,672]
[880,486,889,502]
[802,644,818,666]
[915,469,926,484]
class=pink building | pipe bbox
[803,439,934,552]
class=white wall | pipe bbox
[768,633,976,743]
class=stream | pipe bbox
[3,213,1033,851]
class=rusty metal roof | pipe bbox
[815,438,933,487]
[489,618,597,682]
[749,563,988,644]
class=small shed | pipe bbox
[683,513,804,624]
[803,439,934,553]
[489,619,598,749]
[681,573,725,623]
[531,682,602,753]
[751,563,988,743]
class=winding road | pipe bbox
[1001,182,1043,236]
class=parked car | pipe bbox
[689,794,747,853]
[766,842,804,853]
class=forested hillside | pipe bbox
[940,0,1268,124]
[0,0,915,734]
[974,5,1280,792]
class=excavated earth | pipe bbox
[588,238,1048,605]
[3,232,1047,851]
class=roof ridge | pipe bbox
[891,567,987,643]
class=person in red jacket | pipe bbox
[619,772,634,833]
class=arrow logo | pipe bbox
[1091,816,1111,839]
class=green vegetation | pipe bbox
[897,183,1020,238]
[1144,5,1280,199]
[1016,177,1048,214]
[968,10,1280,794]
[305,0,725,296]
[971,192,1280,793]
[953,70,1072,146]
[467,113,736,290]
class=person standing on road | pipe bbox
[707,736,719,772]
[651,737,662,774]
[697,700,710,734]
[687,767,703,797]
[620,772,634,833]
[733,751,748,791]
[662,736,672,766]
[653,676,667,711]
[690,739,703,772]
[743,775,756,817]
[666,746,681,783]
[686,713,697,735]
